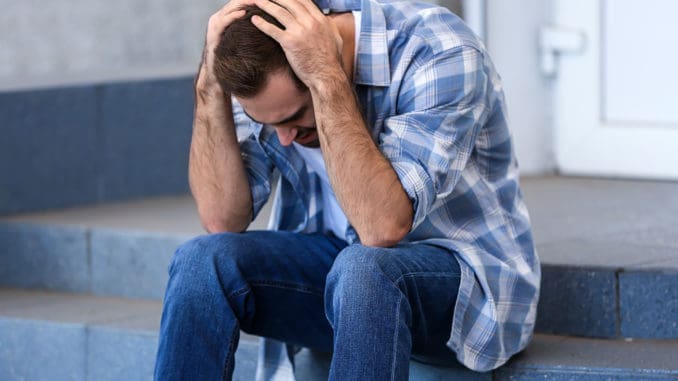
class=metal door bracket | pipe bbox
[539,26,586,77]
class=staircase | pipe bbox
[1,77,677,380]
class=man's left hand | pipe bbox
[251,0,347,90]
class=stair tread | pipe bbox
[2,175,677,271]
[0,287,162,331]
[1,195,206,237]
[0,287,259,342]
[509,334,678,372]
[2,177,677,341]
[0,287,260,380]
[522,176,678,271]
[1,287,676,375]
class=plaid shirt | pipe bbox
[233,0,540,375]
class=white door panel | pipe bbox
[604,0,678,124]
[554,0,678,179]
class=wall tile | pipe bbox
[619,271,678,338]
[0,86,98,214]
[536,266,617,338]
[98,78,193,201]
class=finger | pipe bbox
[210,4,246,29]
[219,0,256,15]
[207,9,247,44]
[281,0,325,20]
[208,0,260,35]
[251,14,285,41]
[252,0,296,27]
[262,0,309,19]
[218,8,247,26]
[212,0,255,27]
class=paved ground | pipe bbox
[4,175,677,269]
[522,175,678,270]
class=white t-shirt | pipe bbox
[353,10,361,67]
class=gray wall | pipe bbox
[0,0,222,87]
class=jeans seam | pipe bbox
[387,272,457,380]
[222,323,240,380]
[394,272,461,285]
[390,295,402,381]
[250,279,324,296]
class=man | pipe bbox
[155,0,540,379]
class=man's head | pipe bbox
[213,5,318,147]
[214,5,306,98]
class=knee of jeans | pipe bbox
[167,233,243,293]
[170,235,209,275]
[327,244,404,284]
[324,245,403,321]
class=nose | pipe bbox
[274,126,298,146]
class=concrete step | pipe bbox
[522,176,678,340]
[0,194,272,300]
[295,336,678,380]
[0,288,258,381]
[1,176,677,340]
[1,288,676,381]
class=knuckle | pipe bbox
[208,14,220,27]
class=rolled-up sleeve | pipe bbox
[379,46,490,230]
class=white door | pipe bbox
[552,0,678,179]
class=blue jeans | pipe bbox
[154,230,461,380]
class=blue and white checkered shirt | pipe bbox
[233,0,540,374]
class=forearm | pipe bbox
[311,73,413,247]
[189,79,253,233]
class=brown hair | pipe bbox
[213,5,306,98]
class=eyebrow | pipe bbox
[243,104,308,126]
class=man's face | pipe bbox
[236,70,318,148]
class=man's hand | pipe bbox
[189,0,258,234]
[198,0,254,90]
[250,0,346,90]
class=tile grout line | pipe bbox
[86,228,93,294]
[94,83,106,202]
[614,269,623,338]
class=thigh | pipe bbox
[364,242,462,359]
[206,230,347,351]
[397,244,461,357]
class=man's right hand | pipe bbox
[197,0,253,90]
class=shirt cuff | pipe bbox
[389,160,435,231]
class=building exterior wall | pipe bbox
[0,0,555,175]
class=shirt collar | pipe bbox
[316,0,391,86]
